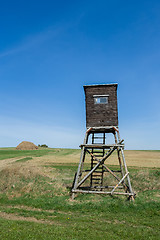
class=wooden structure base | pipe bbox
[71,126,135,200]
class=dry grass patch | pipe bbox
[24,149,160,168]
[124,150,160,168]
[0,163,68,199]
[0,211,55,225]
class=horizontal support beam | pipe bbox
[84,169,121,173]
[80,143,124,149]
[80,186,124,189]
[72,189,134,196]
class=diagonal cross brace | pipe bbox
[76,145,119,188]
[110,172,129,194]
[86,149,128,191]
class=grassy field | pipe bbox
[0,148,160,239]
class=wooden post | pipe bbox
[71,131,89,200]
[117,131,135,199]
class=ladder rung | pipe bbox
[92,178,101,180]
[92,173,102,176]
[93,137,105,139]
[84,170,103,173]
[91,160,104,162]
[92,152,104,157]
[93,143,104,145]
[92,176,102,178]
[108,170,121,173]
[94,155,103,157]
[91,166,103,170]
[92,151,104,153]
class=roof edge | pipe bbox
[83,83,118,89]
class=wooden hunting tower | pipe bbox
[72,84,135,200]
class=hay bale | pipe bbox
[16,141,38,150]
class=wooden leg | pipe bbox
[71,131,89,198]
[71,193,75,200]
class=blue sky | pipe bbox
[0,0,160,149]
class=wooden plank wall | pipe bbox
[84,85,118,128]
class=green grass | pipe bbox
[0,148,52,160]
[0,148,160,239]
[0,194,159,240]
[0,147,80,161]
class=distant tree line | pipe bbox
[38,144,48,148]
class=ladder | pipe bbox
[90,133,105,188]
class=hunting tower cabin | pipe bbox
[84,84,118,128]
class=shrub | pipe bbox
[38,144,48,148]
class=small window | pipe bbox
[94,96,108,104]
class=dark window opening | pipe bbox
[94,96,108,104]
